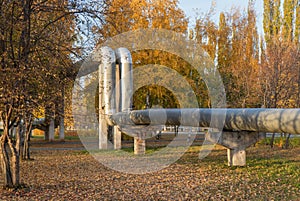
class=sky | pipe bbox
[178,0,264,32]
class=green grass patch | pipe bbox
[31,135,44,139]
[31,135,80,140]
[259,136,300,147]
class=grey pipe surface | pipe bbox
[115,48,133,112]
[111,108,300,134]
[99,47,116,125]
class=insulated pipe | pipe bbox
[115,48,133,112]
[99,46,116,126]
[111,108,300,134]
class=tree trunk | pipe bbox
[7,135,20,187]
[0,108,21,188]
[22,132,30,160]
[22,118,32,160]
[44,106,52,141]
[49,119,55,141]
[10,148,20,187]
[283,133,291,149]
[15,125,21,156]
[44,128,49,141]
[59,86,65,141]
[22,139,29,160]
[0,130,14,188]
[22,130,31,160]
[270,133,275,148]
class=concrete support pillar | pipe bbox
[113,126,121,150]
[99,118,108,149]
[227,148,246,166]
[49,119,55,141]
[206,131,265,166]
[134,137,145,155]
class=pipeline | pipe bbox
[93,47,300,135]
[115,48,133,112]
[111,108,300,134]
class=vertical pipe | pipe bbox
[98,47,116,149]
[114,48,134,150]
[115,48,133,112]
[115,64,121,113]
[114,63,122,149]
[102,47,116,120]
[115,48,134,150]
[115,48,145,153]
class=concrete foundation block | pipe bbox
[99,120,108,149]
[227,148,246,166]
[114,126,122,150]
[206,131,265,166]
[134,137,145,155]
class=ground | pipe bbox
[0,138,300,200]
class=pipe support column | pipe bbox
[113,126,122,150]
[134,137,146,155]
[206,131,266,166]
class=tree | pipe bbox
[261,0,300,148]
[99,0,195,109]
[193,3,261,108]
[261,39,298,108]
[0,0,107,188]
[295,1,300,42]
[263,0,281,43]
[233,1,260,107]
[261,0,300,106]
[0,0,36,187]
[283,0,297,41]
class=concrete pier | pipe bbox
[134,137,146,155]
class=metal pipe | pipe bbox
[115,48,133,112]
[99,47,116,126]
[111,108,300,134]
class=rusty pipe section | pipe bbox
[115,48,133,112]
[111,108,300,134]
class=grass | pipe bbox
[177,143,300,199]
[31,135,80,140]
[259,136,300,148]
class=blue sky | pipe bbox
[179,0,264,31]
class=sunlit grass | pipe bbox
[31,135,80,140]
